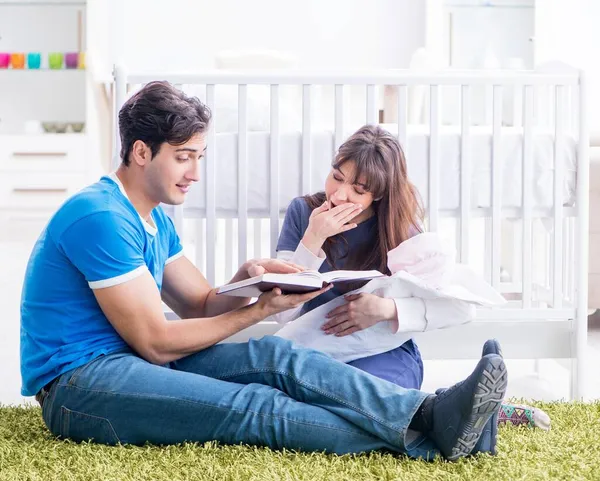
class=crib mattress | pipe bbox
[184,125,577,215]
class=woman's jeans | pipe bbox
[348,340,424,390]
[39,336,440,457]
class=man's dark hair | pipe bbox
[118,81,212,166]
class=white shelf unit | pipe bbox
[0,0,99,236]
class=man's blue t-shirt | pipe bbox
[20,174,183,397]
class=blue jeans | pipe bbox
[348,340,424,390]
[40,336,439,457]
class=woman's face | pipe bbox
[324,161,375,223]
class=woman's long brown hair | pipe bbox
[304,125,423,274]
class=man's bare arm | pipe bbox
[161,256,250,318]
[94,270,330,365]
[161,255,305,319]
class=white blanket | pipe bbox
[275,233,506,362]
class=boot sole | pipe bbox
[447,356,507,461]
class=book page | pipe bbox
[292,270,322,279]
[320,270,383,283]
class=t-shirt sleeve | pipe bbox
[276,198,305,253]
[164,213,184,265]
[59,211,148,289]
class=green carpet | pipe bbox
[0,401,599,481]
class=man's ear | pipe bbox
[131,140,152,167]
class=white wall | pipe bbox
[108,0,425,71]
[446,6,535,69]
[535,0,600,131]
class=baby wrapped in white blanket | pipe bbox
[274,233,506,362]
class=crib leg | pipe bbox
[569,357,576,401]
[570,319,587,401]
[484,217,492,284]
[574,320,587,401]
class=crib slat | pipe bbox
[397,85,408,151]
[254,219,262,260]
[546,225,552,294]
[484,218,492,284]
[302,84,312,194]
[173,205,184,239]
[238,84,248,265]
[334,84,345,151]
[563,218,569,301]
[492,86,503,290]
[113,66,127,170]
[172,84,186,239]
[460,85,471,263]
[512,220,522,286]
[270,84,280,258]
[367,84,377,124]
[575,72,590,400]
[225,219,233,279]
[523,86,534,308]
[563,219,569,302]
[553,85,566,308]
[205,84,216,284]
[570,217,576,301]
[428,85,440,232]
[567,86,574,134]
[195,219,205,274]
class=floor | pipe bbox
[2,220,599,406]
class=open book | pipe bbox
[216,270,384,298]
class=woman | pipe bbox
[273,124,550,431]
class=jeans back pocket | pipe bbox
[61,406,120,445]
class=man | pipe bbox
[20,81,507,461]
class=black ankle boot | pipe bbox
[408,394,435,433]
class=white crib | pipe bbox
[112,66,589,399]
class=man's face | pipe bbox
[145,133,207,206]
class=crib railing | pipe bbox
[113,67,589,398]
